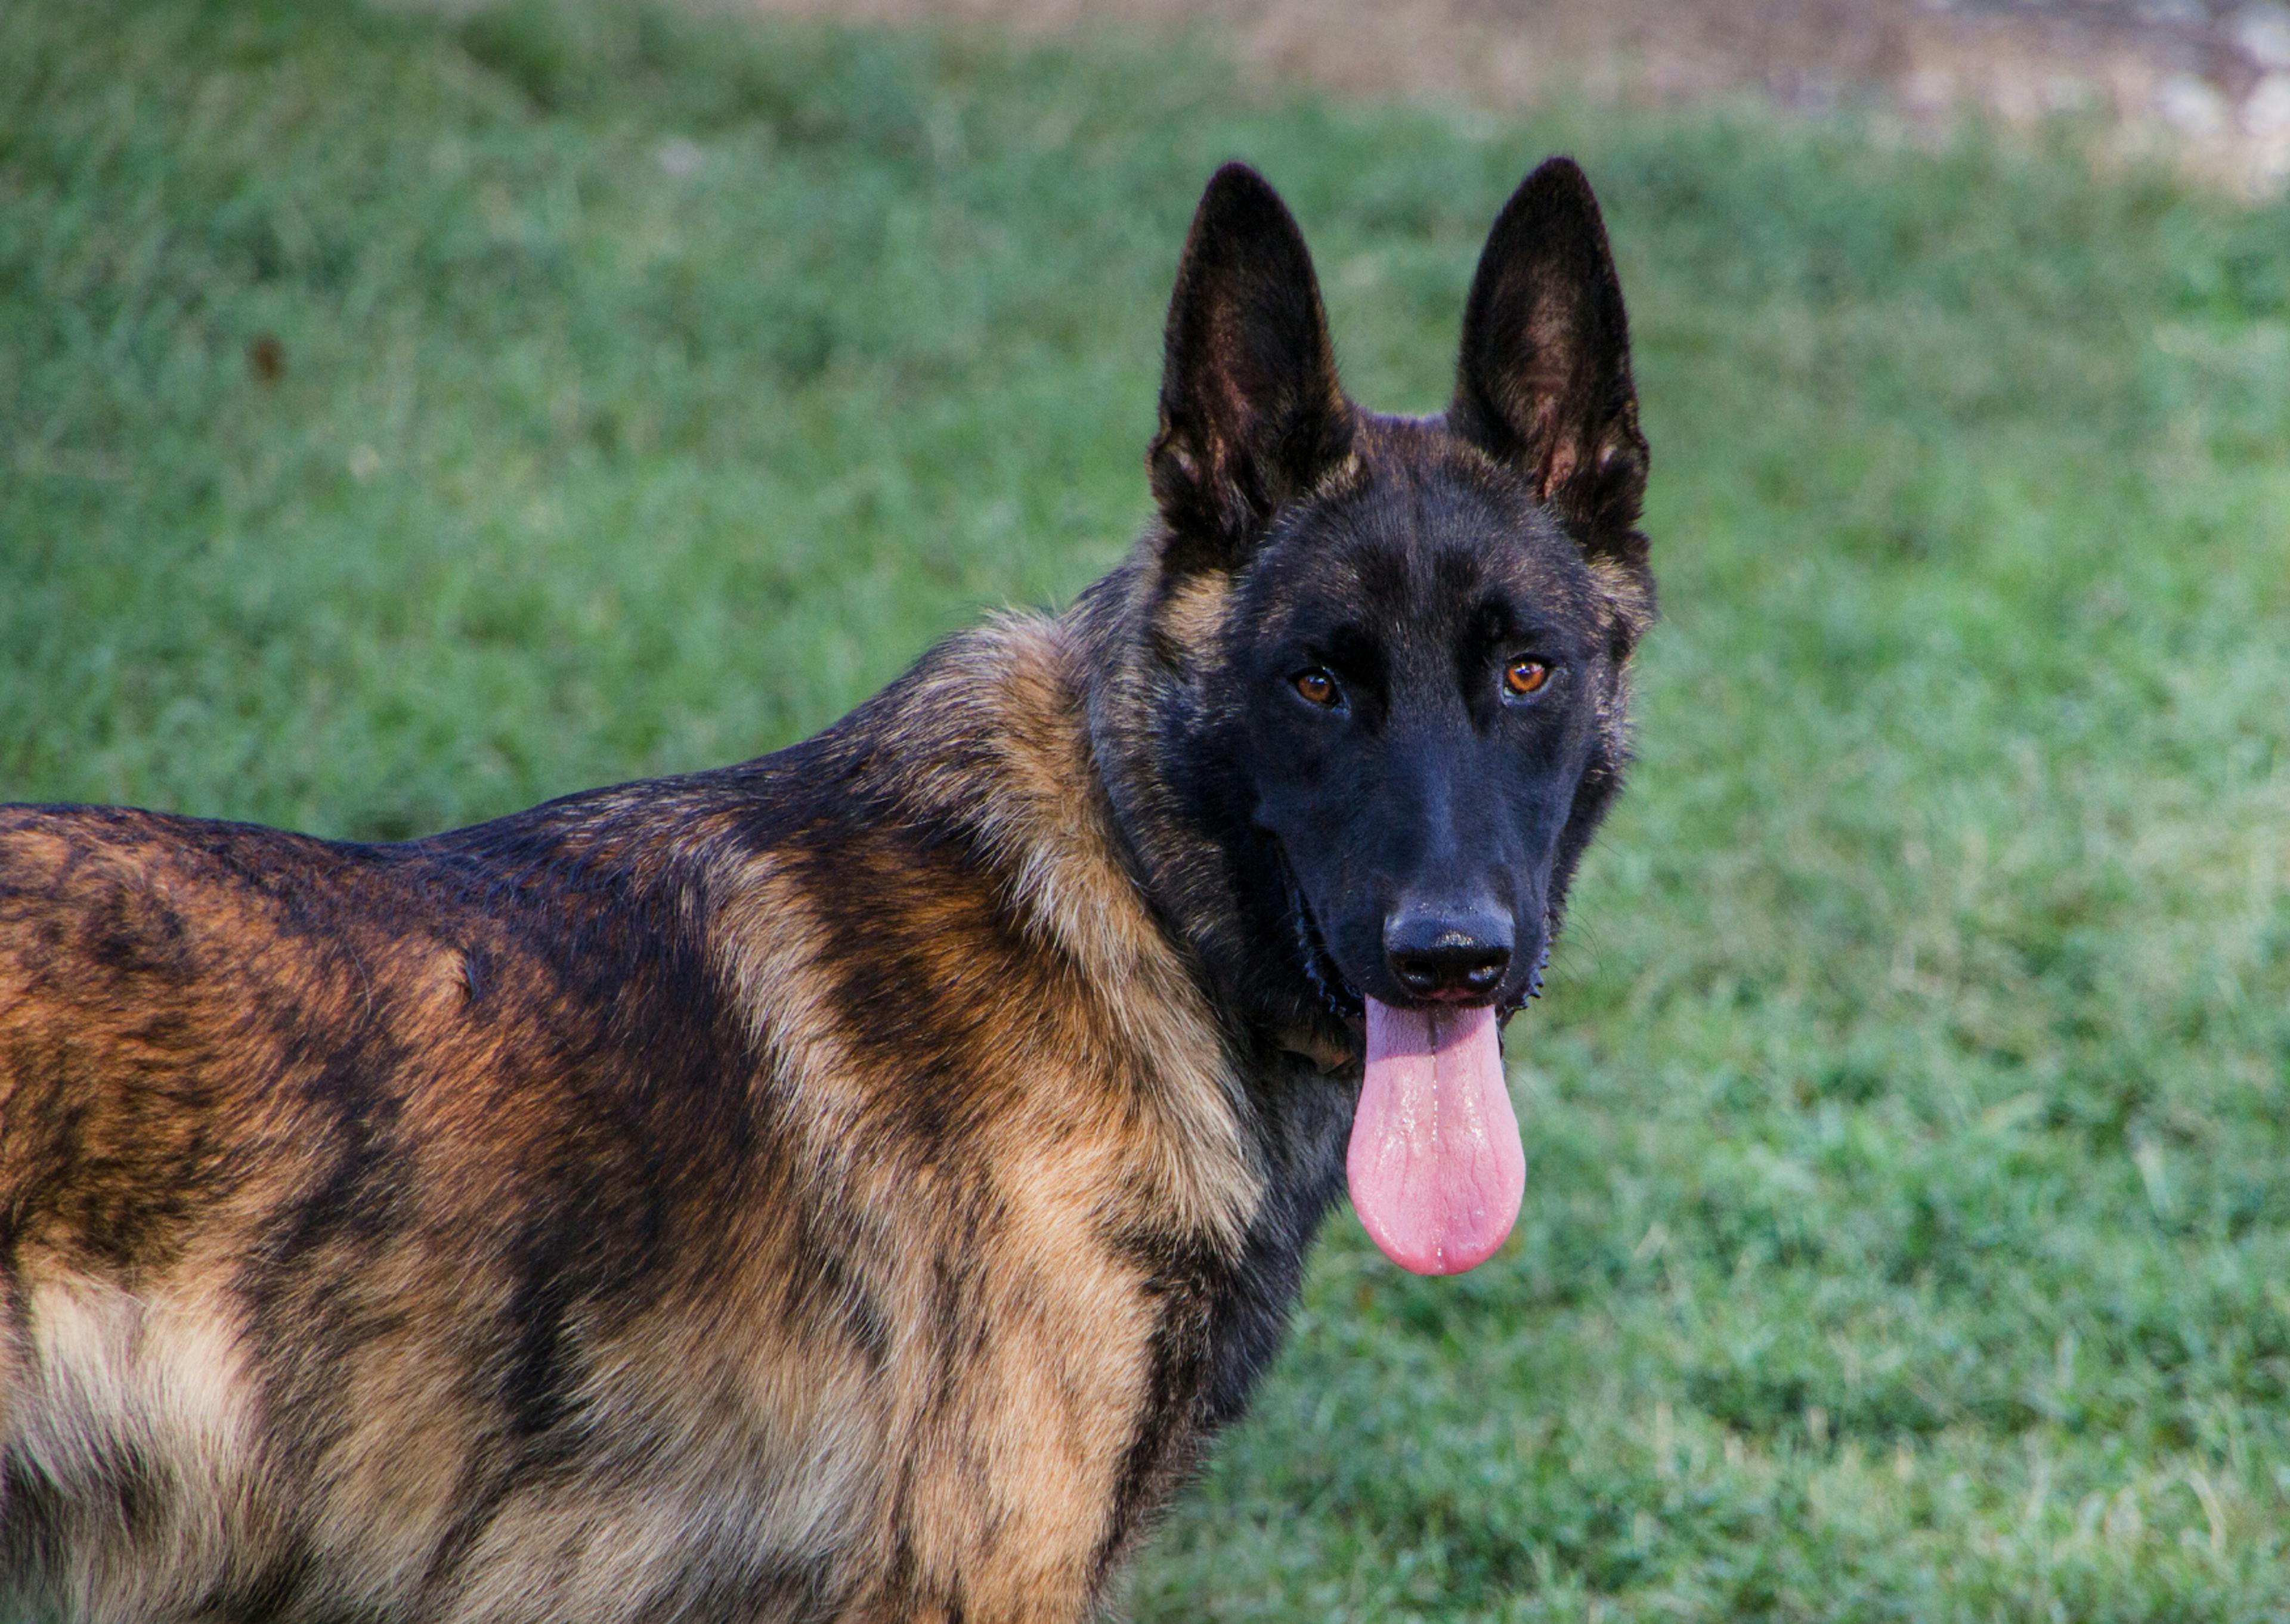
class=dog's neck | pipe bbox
[1064,548,1358,1077]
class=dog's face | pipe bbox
[1230,436,1623,1019]
[1140,160,1652,1055]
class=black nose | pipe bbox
[1384,908,1513,1002]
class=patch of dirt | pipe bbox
[739,0,2290,194]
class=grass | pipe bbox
[6,0,2290,1616]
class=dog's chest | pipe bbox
[1194,1059,1356,1428]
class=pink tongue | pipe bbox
[1347,999,1524,1275]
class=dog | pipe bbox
[0,156,1652,1622]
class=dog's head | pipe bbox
[1097,160,1651,1268]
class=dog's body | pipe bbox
[0,615,1325,1621]
[0,160,1652,1622]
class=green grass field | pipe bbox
[7,0,2290,1616]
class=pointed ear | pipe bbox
[1450,158,1648,553]
[1149,163,1354,566]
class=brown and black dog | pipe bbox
[0,157,1652,1622]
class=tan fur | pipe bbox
[702,616,1265,1617]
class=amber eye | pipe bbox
[1292,668,1341,708]
[1503,659,1551,699]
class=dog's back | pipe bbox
[0,791,839,1617]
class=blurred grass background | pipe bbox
[7,0,2290,1617]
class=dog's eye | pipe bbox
[1502,659,1551,699]
[1292,668,1342,708]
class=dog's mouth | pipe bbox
[1279,856,1364,1027]
[1276,850,1527,1278]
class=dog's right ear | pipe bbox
[1149,164,1354,569]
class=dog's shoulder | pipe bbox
[694,610,1267,1251]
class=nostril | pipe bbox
[1392,943,1510,996]
[1383,912,1515,1002]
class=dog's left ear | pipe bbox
[1450,158,1648,554]
[1150,163,1355,568]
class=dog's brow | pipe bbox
[1467,593,1582,656]
[1322,621,1387,680]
